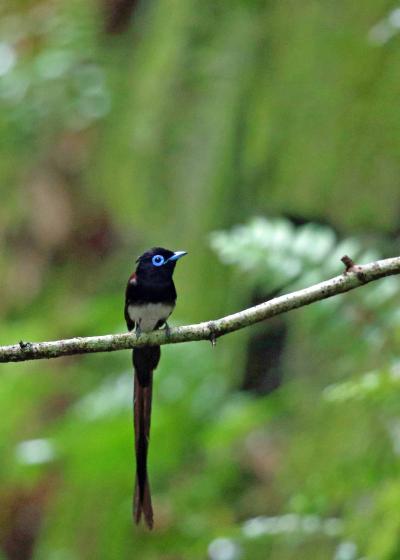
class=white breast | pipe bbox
[127,302,175,332]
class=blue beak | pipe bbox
[168,251,187,262]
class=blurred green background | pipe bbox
[1,1,400,559]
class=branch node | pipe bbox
[341,255,355,272]
[341,255,367,284]
[19,340,32,351]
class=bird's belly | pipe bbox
[127,302,174,332]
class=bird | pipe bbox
[124,247,187,529]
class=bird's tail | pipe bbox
[132,346,161,529]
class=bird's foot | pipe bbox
[164,322,171,339]
[135,323,142,338]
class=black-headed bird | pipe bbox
[124,247,187,529]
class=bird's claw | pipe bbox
[164,322,171,338]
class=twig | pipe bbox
[1,255,399,363]
[341,255,355,271]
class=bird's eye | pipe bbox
[152,254,165,267]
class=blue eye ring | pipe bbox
[152,254,165,267]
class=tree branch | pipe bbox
[1,255,399,363]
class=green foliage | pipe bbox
[211,218,400,559]
[212,217,400,373]
[0,1,103,139]
[210,217,375,290]
[1,1,400,559]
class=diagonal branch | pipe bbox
[1,255,399,363]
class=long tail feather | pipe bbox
[132,346,160,529]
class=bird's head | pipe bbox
[135,247,187,279]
